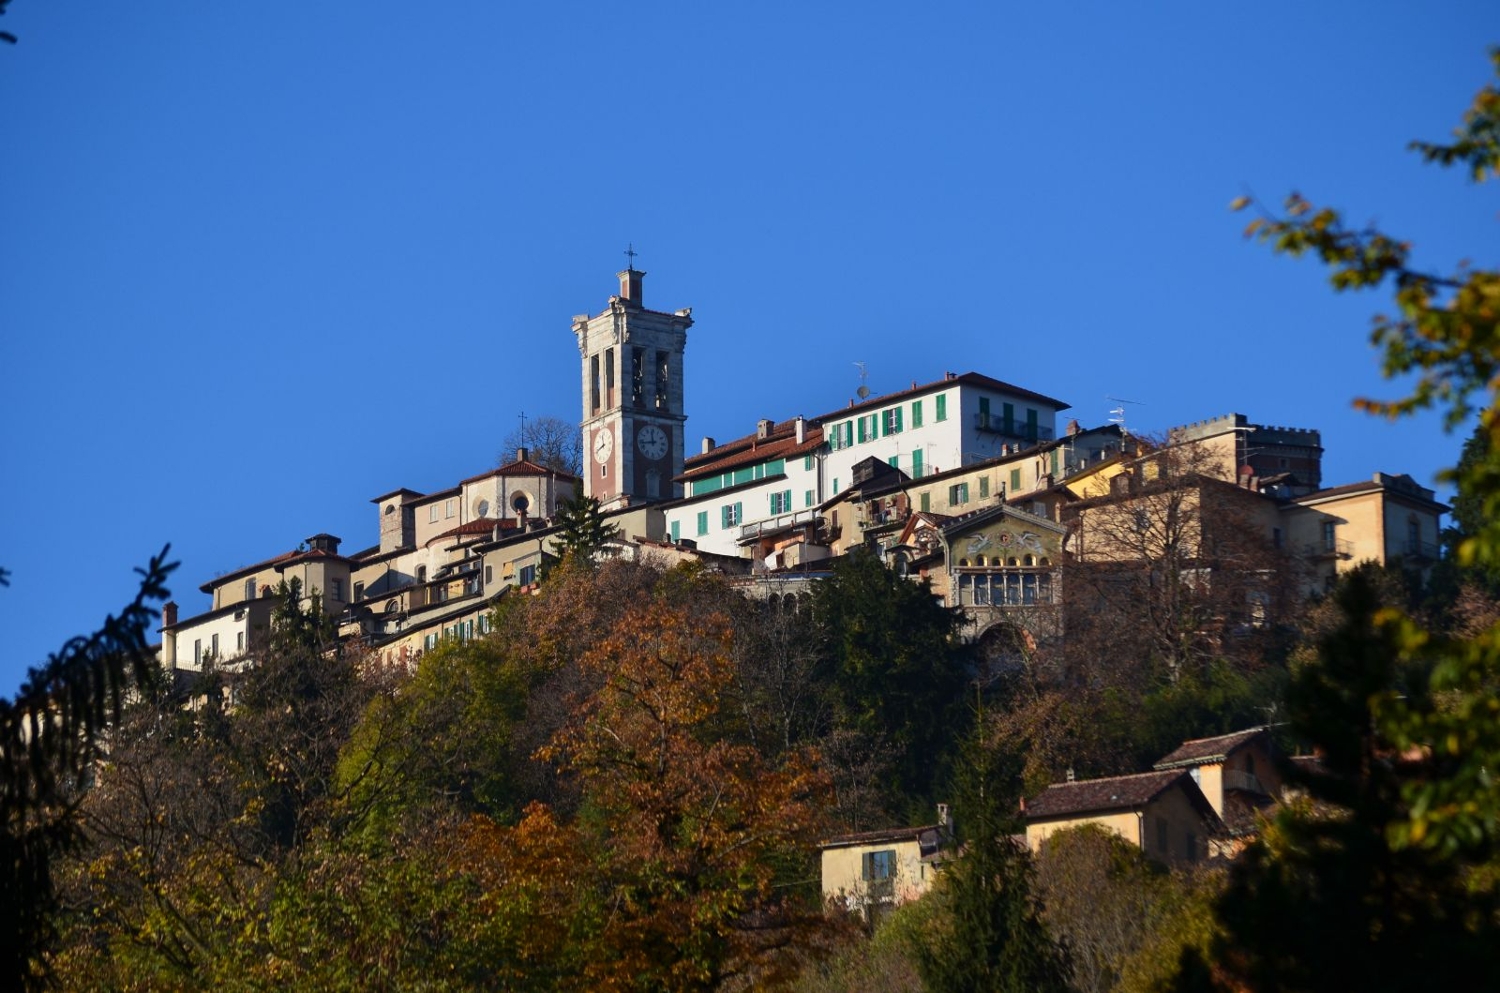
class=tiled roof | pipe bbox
[1025,769,1190,820]
[199,549,302,593]
[433,517,521,540]
[811,371,1070,423]
[819,823,943,849]
[369,487,424,504]
[682,422,824,479]
[463,459,579,484]
[1154,727,1268,770]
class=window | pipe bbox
[429,505,439,523]
[857,417,869,443]
[194,639,202,663]
[1010,468,1021,492]
[632,347,645,404]
[670,520,680,542]
[445,499,455,519]
[424,634,437,651]
[920,492,930,512]
[236,631,244,652]
[244,578,256,601]
[210,633,219,657]
[479,614,490,634]
[604,347,615,394]
[979,476,990,498]
[832,478,840,494]
[696,511,709,536]
[1322,521,1337,552]
[770,490,792,515]
[912,400,923,427]
[888,456,899,469]
[1003,401,1015,433]
[518,564,537,586]
[804,455,814,471]
[656,350,670,409]
[805,489,815,507]
[722,502,743,528]
[882,407,903,436]
[1026,407,1038,438]
[912,448,924,479]
[935,394,947,421]
[482,567,491,586]
[416,565,427,584]
[354,581,365,601]
[949,482,969,505]
[1407,516,1421,554]
[590,354,601,411]
[330,578,344,602]
[862,849,896,881]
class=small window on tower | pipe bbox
[656,350,670,410]
[632,348,645,405]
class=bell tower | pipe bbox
[573,263,692,511]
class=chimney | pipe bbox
[618,267,644,307]
[702,437,716,455]
[163,601,178,627]
[795,416,806,445]
[1066,767,1076,783]
[517,447,529,464]
[757,418,774,440]
[937,802,952,833]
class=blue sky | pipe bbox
[1,2,1494,692]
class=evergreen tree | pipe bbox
[550,492,620,566]
[917,709,1070,993]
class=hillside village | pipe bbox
[156,267,1447,903]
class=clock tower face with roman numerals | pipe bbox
[572,266,692,511]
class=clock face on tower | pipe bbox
[593,427,614,464]
[636,424,669,461]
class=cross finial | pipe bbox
[518,409,528,440]
[624,243,639,270]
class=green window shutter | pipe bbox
[920,492,930,512]
[805,489,814,507]
[889,456,899,468]
[1011,468,1021,492]
[980,476,990,498]
[1003,402,1015,433]
[857,418,867,443]
[912,400,923,427]
[697,511,708,536]
[979,397,991,416]
[670,521,680,542]
[912,448,924,478]
[936,395,947,421]
[1051,448,1060,476]
[895,406,903,432]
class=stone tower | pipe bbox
[572,267,692,510]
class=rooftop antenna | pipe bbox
[1106,395,1143,434]
[853,361,871,400]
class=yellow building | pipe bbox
[1024,769,1224,866]
[819,806,954,919]
[1154,727,1282,845]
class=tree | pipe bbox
[1034,825,1186,993]
[539,598,831,991]
[503,414,583,477]
[1174,49,1500,989]
[1064,437,1294,684]
[0,547,174,992]
[915,712,1070,993]
[811,549,970,815]
[550,493,620,566]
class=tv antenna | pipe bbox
[853,361,871,400]
[1106,395,1143,433]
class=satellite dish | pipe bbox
[857,385,871,399]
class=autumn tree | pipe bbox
[503,413,583,477]
[541,598,831,991]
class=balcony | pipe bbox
[973,413,1053,442]
[1402,539,1440,561]
[738,508,822,543]
[1222,769,1268,795]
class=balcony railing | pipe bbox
[1222,769,1267,795]
[738,508,821,542]
[1402,539,1440,561]
[973,413,1053,442]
